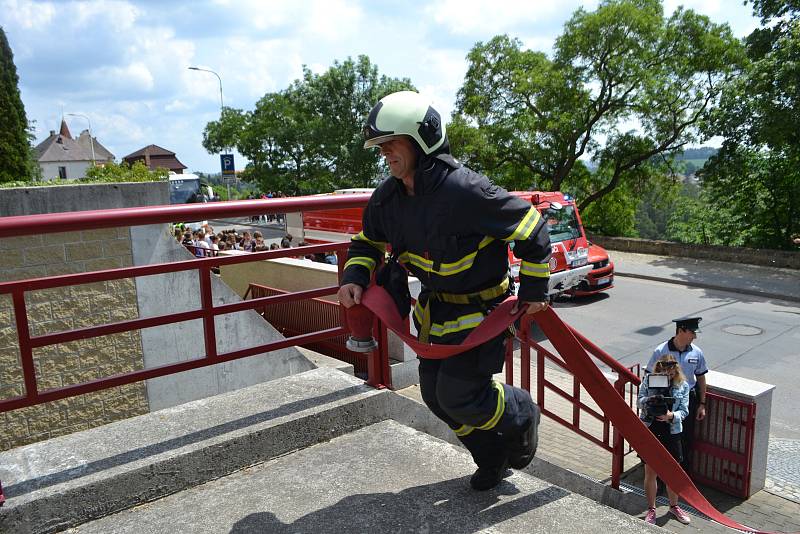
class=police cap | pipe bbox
[673,317,702,332]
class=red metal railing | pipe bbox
[510,315,642,488]
[0,194,753,508]
[0,243,352,412]
[691,391,756,498]
[245,282,392,377]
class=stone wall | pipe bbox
[0,227,148,450]
[588,235,800,270]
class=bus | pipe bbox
[169,173,212,204]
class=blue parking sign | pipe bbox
[220,154,235,175]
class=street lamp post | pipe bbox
[67,113,95,166]
[188,66,230,199]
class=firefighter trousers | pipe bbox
[418,334,538,469]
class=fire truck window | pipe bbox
[545,206,580,243]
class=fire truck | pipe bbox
[299,189,614,299]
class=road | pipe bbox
[546,276,800,440]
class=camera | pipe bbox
[645,373,674,417]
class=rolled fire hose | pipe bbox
[353,285,794,534]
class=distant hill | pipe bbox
[675,147,718,175]
[675,147,718,161]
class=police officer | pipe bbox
[645,317,708,472]
[338,91,552,491]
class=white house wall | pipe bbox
[39,161,91,181]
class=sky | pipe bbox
[2,0,761,175]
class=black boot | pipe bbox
[470,458,510,491]
[508,403,540,469]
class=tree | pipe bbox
[203,56,413,195]
[0,27,34,183]
[700,0,799,249]
[83,161,168,182]
[449,0,743,215]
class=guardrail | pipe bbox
[512,315,641,488]
[0,194,686,509]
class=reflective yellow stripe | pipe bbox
[477,381,506,430]
[435,277,509,305]
[344,256,376,272]
[454,424,474,437]
[398,236,495,277]
[351,231,387,253]
[413,305,485,337]
[520,261,550,278]
[504,206,541,242]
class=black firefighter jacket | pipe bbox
[342,154,552,345]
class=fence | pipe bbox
[691,391,756,498]
[512,316,641,488]
[0,194,754,509]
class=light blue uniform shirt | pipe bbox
[646,339,708,389]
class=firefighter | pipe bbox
[645,317,708,474]
[337,91,552,490]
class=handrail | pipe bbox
[567,325,640,385]
[0,242,343,294]
[0,194,372,238]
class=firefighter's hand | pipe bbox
[338,283,363,308]
[511,300,548,315]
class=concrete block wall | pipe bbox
[0,227,148,450]
[589,234,800,270]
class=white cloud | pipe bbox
[0,0,55,30]
[425,0,602,36]
[304,0,363,41]
[3,0,761,174]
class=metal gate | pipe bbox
[690,391,756,498]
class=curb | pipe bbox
[615,271,800,304]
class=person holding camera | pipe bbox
[638,355,692,525]
[646,317,708,473]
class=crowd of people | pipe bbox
[172,224,337,265]
[247,191,288,224]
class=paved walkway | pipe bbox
[610,250,800,303]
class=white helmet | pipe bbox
[363,91,446,155]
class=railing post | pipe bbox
[610,377,626,489]
[520,316,531,392]
[365,316,385,389]
[12,289,38,402]
[378,319,392,389]
[198,265,218,359]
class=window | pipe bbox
[58,166,67,179]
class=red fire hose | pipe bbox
[353,285,794,534]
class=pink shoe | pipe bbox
[644,507,656,524]
[670,505,691,524]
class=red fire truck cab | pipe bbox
[510,191,614,298]
[300,188,613,298]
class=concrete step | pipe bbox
[0,368,391,534]
[63,420,656,534]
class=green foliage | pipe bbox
[0,27,34,183]
[449,0,743,212]
[0,161,167,188]
[84,161,169,182]
[203,56,413,195]
[580,184,639,236]
[698,0,799,249]
[634,176,682,239]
